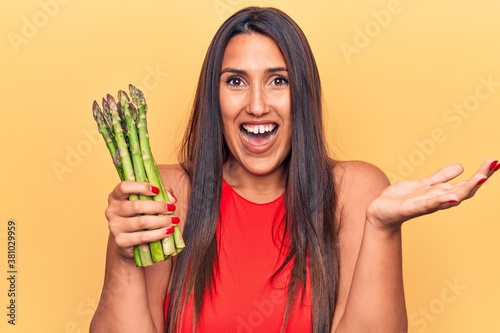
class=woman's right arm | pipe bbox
[89,181,178,333]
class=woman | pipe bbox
[90,7,497,333]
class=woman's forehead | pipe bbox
[222,33,286,70]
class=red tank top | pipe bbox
[165,179,312,332]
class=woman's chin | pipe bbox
[239,157,286,178]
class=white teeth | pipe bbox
[242,124,276,134]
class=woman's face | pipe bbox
[219,33,291,178]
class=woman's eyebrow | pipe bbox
[221,68,245,75]
[220,67,288,75]
[266,67,287,73]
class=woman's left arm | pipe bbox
[332,159,497,333]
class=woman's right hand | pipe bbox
[104,181,178,259]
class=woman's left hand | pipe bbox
[366,158,498,231]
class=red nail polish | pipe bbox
[171,217,180,224]
[151,186,160,195]
[166,203,176,211]
[166,227,175,235]
[495,164,500,172]
[448,200,459,204]
[489,161,498,171]
[476,178,487,186]
[170,192,177,202]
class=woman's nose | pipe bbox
[246,85,269,117]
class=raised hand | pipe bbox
[105,181,178,259]
[366,159,498,230]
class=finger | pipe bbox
[110,181,161,201]
[106,198,177,223]
[408,191,462,217]
[114,214,180,233]
[120,200,177,218]
[164,186,177,204]
[438,158,497,202]
[421,163,464,186]
[455,180,468,187]
[452,175,488,201]
[494,161,500,173]
[483,158,498,177]
[461,158,497,192]
[464,158,497,183]
[114,227,176,251]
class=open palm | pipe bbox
[366,159,498,229]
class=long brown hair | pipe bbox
[166,7,339,332]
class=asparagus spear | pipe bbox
[92,101,124,178]
[133,246,143,267]
[118,91,147,188]
[118,90,165,263]
[93,85,185,264]
[104,95,153,267]
[93,100,143,267]
[129,84,185,255]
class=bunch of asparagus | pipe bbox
[92,84,185,267]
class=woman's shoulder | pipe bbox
[157,163,188,180]
[333,160,389,184]
[157,162,191,185]
[157,163,191,200]
[333,160,391,209]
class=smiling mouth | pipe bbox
[240,123,278,146]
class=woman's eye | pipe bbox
[272,76,289,86]
[226,77,244,86]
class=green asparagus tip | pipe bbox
[118,90,130,103]
[116,102,125,128]
[92,100,101,122]
[106,94,118,111]
[101,98,113,126]
[102,97,110,113]
[129,84,144,103]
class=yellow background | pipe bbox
[1,0,499,332]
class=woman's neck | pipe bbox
[222,158,286,204]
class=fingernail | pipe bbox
[171,217,180,224]
[151,186,160,195]
[489,161,498,171]
[494,164,500,172]
[169,192,177,202]
[165,227,175,235]
[448,200,459,204]
[166,203,176,212]
[476,178,487,186]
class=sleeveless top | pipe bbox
[165,179,312,332]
